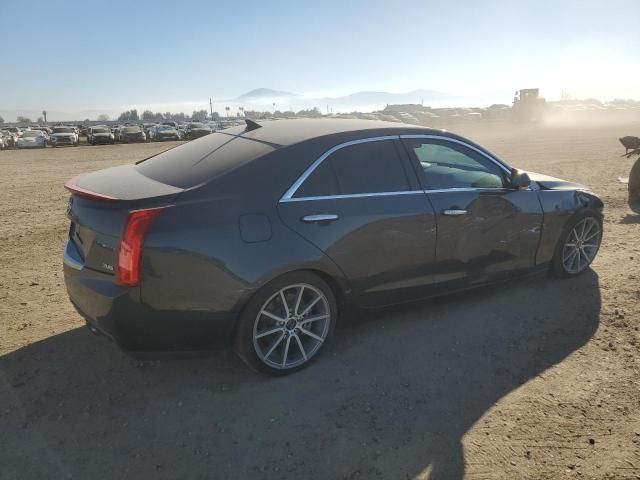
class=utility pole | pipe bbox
[209,98,213,120]
[42,110,47,124]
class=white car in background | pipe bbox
[16,130,47,149]
[49,126,79,147]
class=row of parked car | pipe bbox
[0,121,216,149]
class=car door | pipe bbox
[401,135,543,286]
[278,136,437,307]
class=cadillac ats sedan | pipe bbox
[63,119,603,375]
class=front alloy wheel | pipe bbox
[236,272,336,375]
[553,214,602,276]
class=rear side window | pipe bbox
[295,140,409,197]
[294,159,339,198]
[329,140,409,195]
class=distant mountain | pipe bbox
[235,88,298,100]
[228,88,457,112]
[321,89,453,108]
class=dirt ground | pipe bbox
[1,123,639,480]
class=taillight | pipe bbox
[116,207,165,286]
[64,175,119,202]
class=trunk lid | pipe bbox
[66,165,182,275]
[73,164,183,201]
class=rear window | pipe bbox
[23,131,43,137]
[136,132,274,188]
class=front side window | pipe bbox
[294,139,409,198]
[406,139,505,190]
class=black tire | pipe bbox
[551,210,602,278]
[628,157,640,213]
[234,271,337,376]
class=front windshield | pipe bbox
[158,126,174,131]
[124,127,141,133]
[53,127,74,133]
[92,128,110,133]
[23,131,43,137]
[190,123,205,128]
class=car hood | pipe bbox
[526,171,585,190]
[93,133,112,137]
[52,133,75,137]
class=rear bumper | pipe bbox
[63,240,236,353]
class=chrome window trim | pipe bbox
[280,135,400,201]
[424,187,531,193]
[399,134,512,175]
[280,190,425,203]
[279,133,517,203]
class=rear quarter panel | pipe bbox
[140,197,349,317]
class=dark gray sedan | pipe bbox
[63,119,603,374]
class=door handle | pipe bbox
[442,209,468,216]
[301,214,339,223]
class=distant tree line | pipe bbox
[111,106,324,123]
[244,107,322,120]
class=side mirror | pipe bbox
[509,168,531,189]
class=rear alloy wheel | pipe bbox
[552,214,602,277]
[236,272,336,375]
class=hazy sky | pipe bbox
[2,0,640,112]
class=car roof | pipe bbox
[217,118,443,147]
[135,118,457,192]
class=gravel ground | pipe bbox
[1,123,639,480]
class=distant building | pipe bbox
[383,104,430,113]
